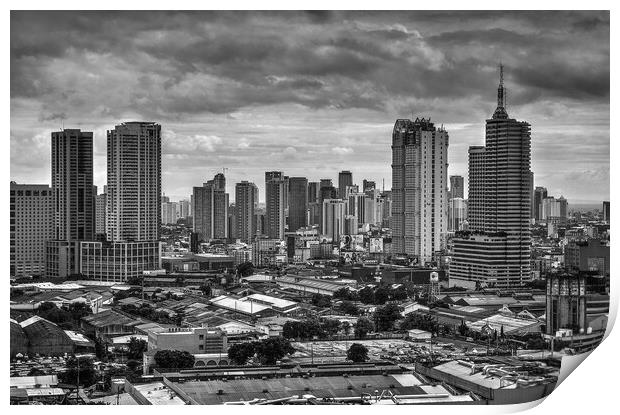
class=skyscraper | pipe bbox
[235,181,257,243]
[533,187,548,221]
[450,66,532,288]
[51,129,94,241]
[338,170,353,199]
[391,117,449,264]
[288,177,308,232]
[107,122,161,241]
[308,181,319,204]
[449,175,464,199]
[193,174,229,241]
[265,171,285,239]
[603,201,610,223]
[10,182,53,277]
[362,179,376,192]
[448,197,467,232]
[95,189,107,237]
[322,199,347,242]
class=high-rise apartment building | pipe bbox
[10,183,54,277]
[322,199,347,242]
[338,170,353,199]
[288,177,308,232]
[448,197,467,232]
[178,199,190,219]
[51,129,94,241]
[107,122,161,241]
[161,201,179,225]
[265,171,286,239]
[193,174,229,241]
[235,181,257,243]
[449,175,464,199]
[95,188,107,237]
[450,67,532,288]
[391,117,449,264]
[541,196,568,225]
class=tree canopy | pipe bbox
[153,350,195,369]
[347,343,369,362]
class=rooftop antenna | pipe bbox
[498,62,506,109]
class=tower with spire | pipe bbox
[450,65,533,288]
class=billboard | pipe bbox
[369,237,383,253]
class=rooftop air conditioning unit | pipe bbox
[217,389,224,395]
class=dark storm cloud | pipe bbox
[10,10,609,202]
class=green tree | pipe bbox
[373,286,390,305]
[227,342,256,365]
[237,262,254,277]
[153,350,195,369]
[67,302,92,322]
[347,343,369,362]
[311,293,332,308]
[320,318,341,336]
[127,337,148,360]
[59,356,97,387]
[94,337,108,360]
[400,312,438,333]
[358,287,375,304]
[340,301,360,316]
[374,303,402,331]
[341,321,352,335]
[254,337,295,365]
[354,317,374,338]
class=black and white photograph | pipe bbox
[6,6,614,407]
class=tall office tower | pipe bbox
[308,182,320,204]
[450,66,532,288]
[10,182,54,277]
[288,177,308,232]
[319,178,333,189]
[308,202,322,227]
[107,122,161,241]
[364,196,377,225]
[193,174,229,241]
[265,171,286,239]
[348,192,367,224]
[178,199,190,219]
[391,117,449,264]
[533,187,548,221]
[529,172,534,219]
[448,197,468,232]
[161,201,179,224]
[235,181,257,243]
[283,175,290,211]
[213,173,226,191]
[603,201,610,223]
[363,179,376,192]
[449,175,464,199]
[338,170,353,199]
[228,204,238,241]
[322,199,347,242]
[95,191,107,237]
[51,129,94,241]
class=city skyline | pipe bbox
[10,11,609,203]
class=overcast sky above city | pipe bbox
[10,11,609,203]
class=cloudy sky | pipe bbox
[10,11,609,203]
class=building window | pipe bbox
[198,345,204,351]
[199,334,204,340]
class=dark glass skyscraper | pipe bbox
[450,67,532,288]
[288,177,308,232]
[51,129,94,241]
[338,170,353,199]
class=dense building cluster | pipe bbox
[9,67,609,406]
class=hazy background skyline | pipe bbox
[10,11,609,203]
